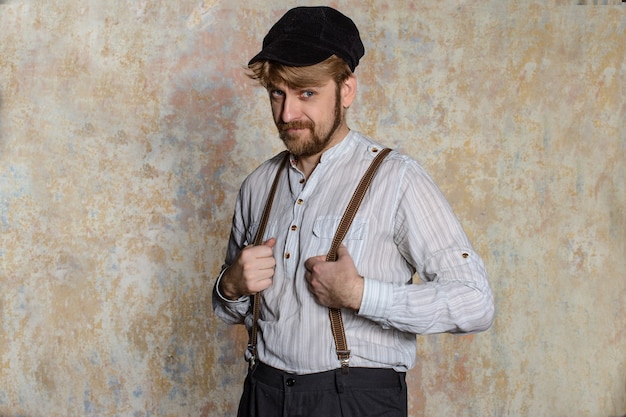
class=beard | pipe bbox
[276,89,343,157]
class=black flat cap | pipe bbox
[248,6,365,72]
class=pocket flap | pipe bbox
[312,216,367,240]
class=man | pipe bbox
[213,6,494,417]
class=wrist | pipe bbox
[220,269,239,300]
[349,275,365,311]
[216,267,245,302]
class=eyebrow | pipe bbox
[267,77,329,89]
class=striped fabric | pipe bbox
[213,130,494,374]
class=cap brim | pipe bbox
[248,38,335,68]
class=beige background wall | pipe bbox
[0,1,624,416]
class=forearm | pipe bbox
[212,266,251,325]
[375,163,495,334]
[358,267,494,334]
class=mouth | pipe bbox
[280,127,311,142]
[285,127,307,134]
[279,121,313,135]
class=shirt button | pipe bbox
[286,378,296,387]
[285,253,291,259]
[296,199,304,205]
[291,225,298,231]
[299,178,305,184]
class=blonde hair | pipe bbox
[247,55,353,89]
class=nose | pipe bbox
[280,94,301,124]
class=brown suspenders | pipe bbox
[247,147,392,372]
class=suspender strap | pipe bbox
[246,147,392,371]
[326,147,391,373]
[325,148,392,261]
[248,152,289,368]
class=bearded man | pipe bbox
[213,6,494,417]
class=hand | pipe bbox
[219,238,276,300]
[304,245,364,311]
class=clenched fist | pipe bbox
[304,244,364,311]
[219,238,277,300]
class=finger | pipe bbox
[250,242,276,259]
[251,276,273,293]
[305,273,318,294]
[251,265,275,283]
[256,257,276,271]
[336,244,350,259]
[304,255,325,271]
[263,237,276,248]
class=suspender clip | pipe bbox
[338,350,351,374]
[246,344,256,370]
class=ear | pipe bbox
[340,75,357,108]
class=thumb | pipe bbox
[263,237,276,248]
[336,244,350,259]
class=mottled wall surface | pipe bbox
[0,1,624,416]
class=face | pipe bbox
[268,79,345,158]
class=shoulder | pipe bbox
[240,151,289,192]
[350,130,430,179]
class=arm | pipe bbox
[212,265,251,325]
[358,253,494,334]
[213,152,287,325]
[305,241,493,334]
[212,178,277,325]
[212,238,277,325]
[358,161,494,334]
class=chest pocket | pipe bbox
[312,216,368,266]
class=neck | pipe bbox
[296,125,350,179]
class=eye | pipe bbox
[269,89,285,99]
[301,90,315,99]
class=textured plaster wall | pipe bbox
[0,1,624,416]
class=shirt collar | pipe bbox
[288,130,357,170]
[318,130,356,164]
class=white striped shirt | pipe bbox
[213,130,494,373]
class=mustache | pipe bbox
[277,120,314,133]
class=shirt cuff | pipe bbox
[357,277,394,325]
[214,266,249,303]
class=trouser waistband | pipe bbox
[251,362,406,393]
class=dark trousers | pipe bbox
[237,362,408,417]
